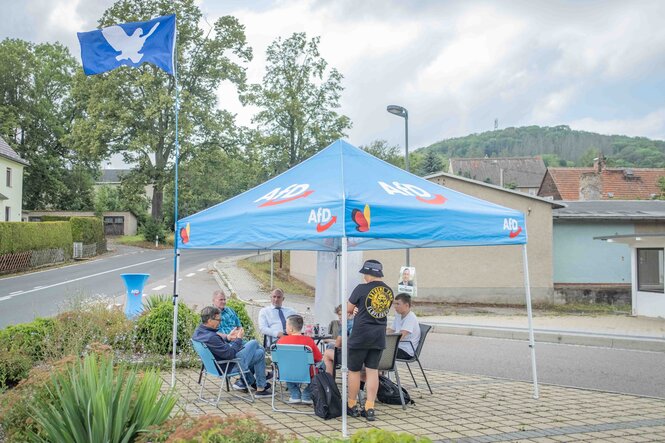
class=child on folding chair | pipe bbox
[277,314,323,405]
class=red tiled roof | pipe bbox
[547,167,665,200]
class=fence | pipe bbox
[0,248,67,274]
[73,240,107,259]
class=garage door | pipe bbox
[104,216,124,235]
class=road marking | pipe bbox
[33,286,44,290]
[186,273,196,277]
[197,268,206,272]
[152,285,166,291]
[9,291,23,295]
[0,257,165,302]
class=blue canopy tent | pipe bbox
[175,140,538,435]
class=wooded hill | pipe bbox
[420,125,665,168]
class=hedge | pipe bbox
[70,217,104,245]
[40,215,71,222]
[0,222,72,255]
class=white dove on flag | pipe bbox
[102,22,160,63]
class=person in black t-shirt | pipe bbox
[346,259,394,422]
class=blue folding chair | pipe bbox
[270,344,316,415]
[191,339,254,405]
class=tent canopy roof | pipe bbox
[177,140,527,252]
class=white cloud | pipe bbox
[568,108,665,140]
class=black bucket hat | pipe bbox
[359,259,384,277]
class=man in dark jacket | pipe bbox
[192,306,271,397]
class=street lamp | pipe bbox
[387,104,410,266]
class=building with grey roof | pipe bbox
[0,135,28,221]
[448,156,546,196]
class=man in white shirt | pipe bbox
[258,288,296,346]
[388,293,421,359]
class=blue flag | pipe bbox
[78,14,176,76]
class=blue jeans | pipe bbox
[235,339,267,389]
[287,382,312,401]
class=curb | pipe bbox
[428,322,665,352]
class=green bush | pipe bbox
[351,429,432,443]
[0,221,72,255]
[136,300,199,354]
[70,216,104,245]
[0,317,55,362]
[40,215,71,221]
[136,415,288,443]
[29,353,177,443]
[0,349,32,389]
[227,297,259,340]
[141,217,167,242]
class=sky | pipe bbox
[2,0,665,158]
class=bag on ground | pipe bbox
[377,374,414,405]
[310,371,342,419]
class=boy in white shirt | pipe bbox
[387,293,420,359]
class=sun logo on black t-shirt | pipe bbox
[366,285,394,319]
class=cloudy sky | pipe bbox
[3,0,665,153]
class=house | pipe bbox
[538,157,664,201]
[95,168,154,212]
[552,201,665,311]
[291,171,563,304]
[448,156,546,196]
[0,136,29,221]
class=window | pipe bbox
[5,167,11,187]
[637,248,664,293]
[4,206,9,221]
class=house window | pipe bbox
[4,206,9,221]
[637,248,664,293]
[5,167,11,187]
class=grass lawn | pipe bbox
[113,234,175,249]
[238,251,314,297]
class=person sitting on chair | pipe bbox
[323,304,354,375]
[258,288,296,346]
[387,293,421,359]
[276,314,323,405]
[212,290,242,339]
[192,306,272,397]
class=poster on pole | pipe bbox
[397,266,416,296]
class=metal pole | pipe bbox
[340,238,348,437]
[405,113,410,267]
[522,243,539,399]
[170,15,180,388]
[270,250,274,290]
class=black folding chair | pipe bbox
[378,333,407,409]
[396,323,433,394]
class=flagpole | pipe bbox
[170,15,180,388]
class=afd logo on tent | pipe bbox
[378,181,446,205]
[503,218,522,238]
[308,207,337,232]
[254,184,314,207]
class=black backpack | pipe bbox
[377,375,414,405]
[310,371,342,420]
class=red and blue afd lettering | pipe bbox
[378,181,446,204]
[503,218,522,238]
[254,184,313,207]
[308,207,337,232]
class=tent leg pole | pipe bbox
[171,248,181,388]
[270,250,274,290]
[341,238,348,438]
[522,244,539,399]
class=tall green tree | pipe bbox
[418,150,445,176]
[69,0,252,222]
[360,140,404,167]
[0,39,97,210]
[242,32,351,174]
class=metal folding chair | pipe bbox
[270,344,316,415]
[191,339,254,405]
[396,323,433,394]
[378,333,407,409]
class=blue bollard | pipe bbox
[121,273,150,319]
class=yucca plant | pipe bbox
[28,353,177,443]
[143,294,171,313]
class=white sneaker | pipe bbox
[288,397,302,404]
[301,399,313,405]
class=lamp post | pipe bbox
[387,104,410,266]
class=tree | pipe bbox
[577,147,601,167]
[359,140,404,167]
[69,0,252,222]
[418,150,445,176]
[0,39,97,210]
[242,32,351,174]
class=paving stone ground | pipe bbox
[170,254,665,442]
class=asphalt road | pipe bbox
[419,333,665,399]
[0,245,244,329]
